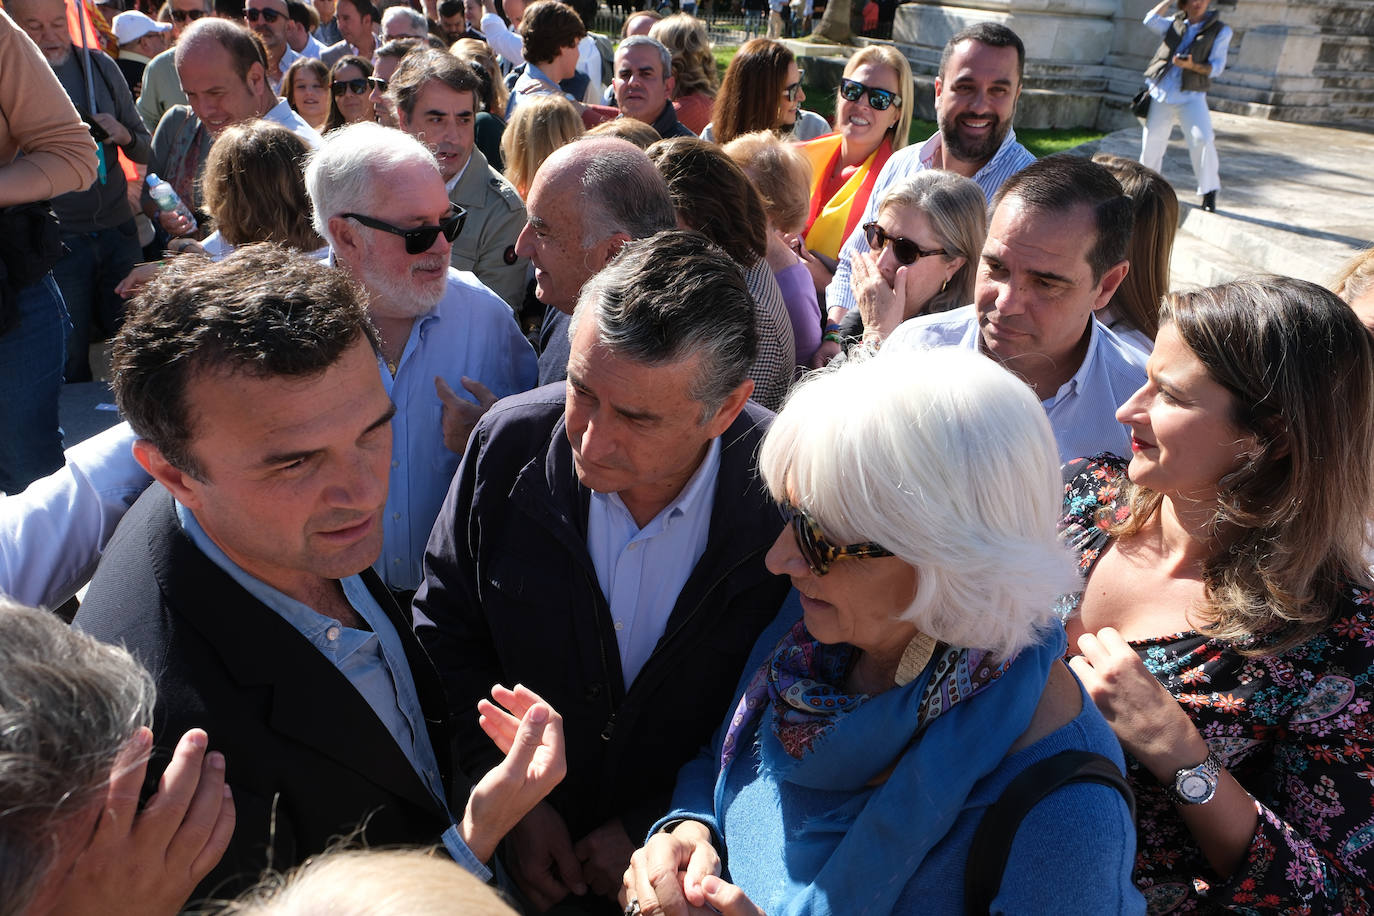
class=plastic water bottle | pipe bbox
[147,173,198,233]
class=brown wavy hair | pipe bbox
[1093,154,1178,341]
[1108,277,1374,654]
[647,137,767,264]
[710,38,792,145]
[649,13,717,98]
[201,121,323,251]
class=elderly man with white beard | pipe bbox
[309,122,537,599]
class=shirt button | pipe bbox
[614,620,624,631]
[627,542,640,551]
[392,460,400,469]
[393,512,401,520]
[393,557,401,564]
[326,626,341,641]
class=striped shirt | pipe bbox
[826,129,1036,314]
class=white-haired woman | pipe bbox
[621,349,1144,915]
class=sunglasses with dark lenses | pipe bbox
[367,76,389,92]
[862,221,947,266]
[244,6,284,22]
[783,69,805,102]
[780,503,893,576]
[839,77,902,111]
[170,8,205,21]
[332,78,369,96]
[343,208,468,254]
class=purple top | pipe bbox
[776,260,822,366]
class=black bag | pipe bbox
[0,200,64,335]
[1130,86,1152,119]
[963,749,1136,915]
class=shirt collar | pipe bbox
[1042,316,1105,406]
[917,125,1025,181]
[592,436,722,536]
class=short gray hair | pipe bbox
[305,122,441,248]
[615,34,672,78]
[876,170,987,313]
[567,137,676,247]
[381,5,427,35]
[759,348,1078,659]
[568,230,757,419]
[0,601,155,915]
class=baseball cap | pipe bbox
[112,10,174,45]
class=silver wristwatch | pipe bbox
[1169,751,1222,805]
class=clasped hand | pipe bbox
[619,822,765,916]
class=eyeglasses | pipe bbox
[332,78,369,96]
[863,221,947,265]
[780,502,893,576]
[170,8,205,21]
[783,69,805,102]
[244,6,284,22]
[367,76,388,92]
[839,77,902,111]
[343,208,467,254]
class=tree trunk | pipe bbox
[808,0,853,43]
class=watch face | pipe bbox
[1180,773,1210,799]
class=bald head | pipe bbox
[514,137,676,313]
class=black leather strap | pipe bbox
[964,750,1136,915]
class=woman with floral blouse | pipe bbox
[1060,276,1374,913]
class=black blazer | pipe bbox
[74,486,460,901]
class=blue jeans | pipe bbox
[0,274,68,494]
[51,220,141,383]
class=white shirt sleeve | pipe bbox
[577,34,601,104]
[0,422,150,608]
[480,12,525,66]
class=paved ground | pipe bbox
[1076,111,1374,290]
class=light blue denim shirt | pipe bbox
[885,305,1148,463]
[175,502,491,880]
[586,437,721,687]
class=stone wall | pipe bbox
[882,0,1374,129]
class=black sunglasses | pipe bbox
[863,221,947,266]
[783,69,805,102]
[170,8,205,21]
[839,77,902,111]
[367,76,388,92]
[332,78,369,96]
[780,502,893,577]
[244,6,284,22]
[343,208,467,254]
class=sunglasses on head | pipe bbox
[780,502,893,577]
[783,69,805,102]
[170,8,205,21]
[244,6,284,22]
[863,221,947,266]
[343,208,468,254]
[332,78,369,96]
[839,77,902,111]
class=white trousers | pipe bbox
[1139,92,1220,195]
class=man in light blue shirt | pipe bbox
[71,244,564,903]
[827,23,1036,319]
[882,154,1146,463]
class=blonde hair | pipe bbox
[875,170,986,314]
[220,848,519,915]
[649,13,717,98]
[586,117,661,149]
[452,37,509,118]
[842,45,915,152]
[202,121,323,251]
[1092,153,1178,341]
[1332,247,1374,307]
[760,349,1076,659]
[722,130,812,234]
[501,94,585,198]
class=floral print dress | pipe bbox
[1059,455,1374,914]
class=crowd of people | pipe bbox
[2,0,1374,912]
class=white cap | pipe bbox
[112,10,173,45]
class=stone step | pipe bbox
[1174,205,1347,284]
[1169,224,1260,291]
